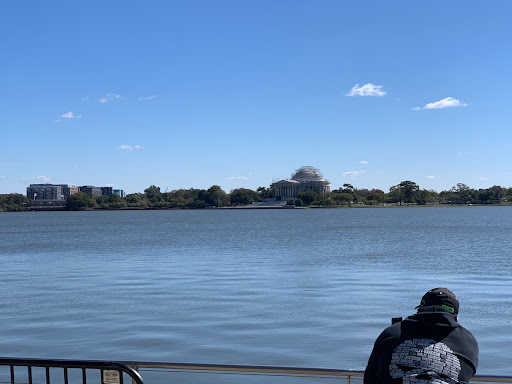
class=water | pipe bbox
[0,207,510,377]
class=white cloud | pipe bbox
[343,170,365,179]
[360,161,368,164]
[480,177,488,181]
[226,176,249,181]
[105,184,114,187]
[99,93,121,103]
[117,145,143,150]
[138,95,158,101]
[413,97,468,110]
[425,176,436,179]
[346,83,386,97]
[62,112,81,119]
[32,176,51,183]
[81,96,89,102]
[56,111,82,122]
[0,176,6,180]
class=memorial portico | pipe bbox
[272,166,330,199]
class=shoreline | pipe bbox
[7,203,512,212]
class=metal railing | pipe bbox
[0,358,510,384]
[123,361,512,384]
[0,358,143,384]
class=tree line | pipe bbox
[2,181,512,212]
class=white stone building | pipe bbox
[272,166,330,199]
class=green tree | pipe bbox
[144,185,163,205]
[200,185,230,207]
[297,190,318,206]
[450,183,474,204]
[230,188,261,205]
[0,193,28,212]
[257,186,274,199]
[331,192,353,205]
[366,189,386,204]
[66,192,95,210]
[126,193,148,208]
[388,181,419,204]
[488,185,504,204]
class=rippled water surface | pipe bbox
[0,207,510,377]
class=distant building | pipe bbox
[56,184,79,199]
[27,184,64,201]
[101,186,113,196]
[79,185,102,197]
[272,166,330,199]
[113,189,125,198]
[27,184,79,204]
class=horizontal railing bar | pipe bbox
[123,361,363,377]
[122,361,512,383]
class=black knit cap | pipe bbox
[417,287,459,314]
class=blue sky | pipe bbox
[2,1,511,195]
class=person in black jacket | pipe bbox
[364,288,478,384]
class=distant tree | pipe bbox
[297,190,318,206]
[450,183,474,204]
[66,192,95,210]
[314,198,336,207]
[230,188,261,205]
[331,192,353,205]
[488,185,504,204]
[200,185,230,207]
[126,193,148,208]
[477,189,491,204]
[286,198,295,206]
[257,186,274,199]
[504,188,512,203]
[0,193,28,212]
[342,184,354,193]
[388,181,419,204]
[366,189,386,204]
[144,185,163,205]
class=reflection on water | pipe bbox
[0,207,510,375]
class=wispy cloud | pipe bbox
[56,111,81,122]
[360,161,368,164]
[0,176,6,180]
[343,170,365,179]
[413,97,468,110]
[99,93,121,103]
[81,96,89,102]
[346,83,386,97]
[32,176,51,183]
[117,145,144,150]
[480,177,488,181]
[138,95,158,101]
[425,176,436,179]
[226,176,249,181]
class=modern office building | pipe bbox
[27,184,64,201]
[79,185,103,197]
[56,184,79,199]
[27,184,79,201]
[272,166,331,199]
[113,189,126,198]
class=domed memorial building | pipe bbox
[272,166,330,199]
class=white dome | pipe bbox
[291,166,325,181]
